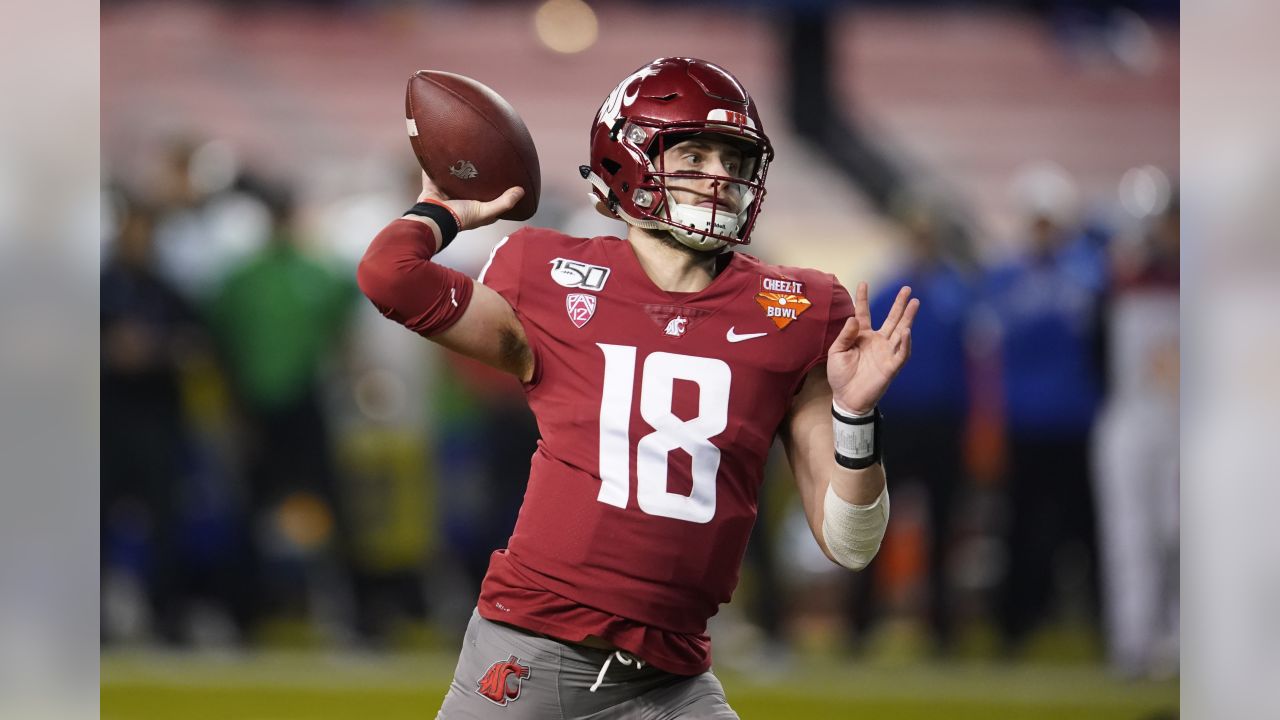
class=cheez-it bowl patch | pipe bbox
[755,277,811,329]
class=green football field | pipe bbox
[102,650,1178,720]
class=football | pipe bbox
[405,70,541,221]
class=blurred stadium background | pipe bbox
[100,0,1179,717]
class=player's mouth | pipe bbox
[698,199,736,213]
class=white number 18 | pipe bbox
[596,343,731,524]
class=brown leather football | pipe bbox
[405,70,541,221]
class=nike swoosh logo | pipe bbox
[726,327,768,343]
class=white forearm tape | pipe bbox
[822,483,890,571]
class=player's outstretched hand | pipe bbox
[826,282,920,416]
[416,171,524,231]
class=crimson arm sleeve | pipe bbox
[356,218,474,337]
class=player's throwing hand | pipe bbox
[826,282,920,416]
[415,171,524,232]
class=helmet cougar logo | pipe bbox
[476,655,532,706]
[449,160,479,179]
[597,65,660,130]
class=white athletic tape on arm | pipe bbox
[821,483,890,571]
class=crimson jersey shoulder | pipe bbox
[514,226,615,265]
[736,254,854,366]
[738,255,851,315]
[479,226,621,307]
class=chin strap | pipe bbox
[664,195,736,251]
[580,167,740,250]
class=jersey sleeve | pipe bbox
[475,228,545,387]
[356,219,476,337]
[801,275,855,377]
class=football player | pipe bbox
[358,57,919,719]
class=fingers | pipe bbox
[478,186,525,227]
[488,186,525,215]
[417,171,449,202]
[879,286,913,335]
[854,281,872,330]
[470,186,524,226]
[888,298,919,362]
[453,186,526,231]
[892,327,912,362]
[828,315,860,355]
[899,297,921,333]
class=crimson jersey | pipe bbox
[474,227,852,675]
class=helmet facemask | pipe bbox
[649,128,766,251]
[596,120,771,252]
[624,121,762,249]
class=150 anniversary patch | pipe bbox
[549,258,611,291]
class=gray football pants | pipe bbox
[437,609,739,719]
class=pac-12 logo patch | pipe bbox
[755,276,812,329]
[476,655,532,706]
[550,258,611,291]
[566,293,597,328]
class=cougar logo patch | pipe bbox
[566,293,597,328]
[663,316,688,337]
[476,655,531,706]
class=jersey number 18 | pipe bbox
[595,343,731,524]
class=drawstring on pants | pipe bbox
[588,651,645,692]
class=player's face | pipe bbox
[660,137,750,214]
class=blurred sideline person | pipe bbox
[357,58,919,718]
[101,198,206,644]
[1093,194,1179,678]
[853,202,975,654]
[434,354,540,597]
[143,137,272,300]
[983,184,1108,653]
[207,186,361,631]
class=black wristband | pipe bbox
[404,202,460,250]
[832,406,883,470]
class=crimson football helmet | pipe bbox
[581,57,773,251]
